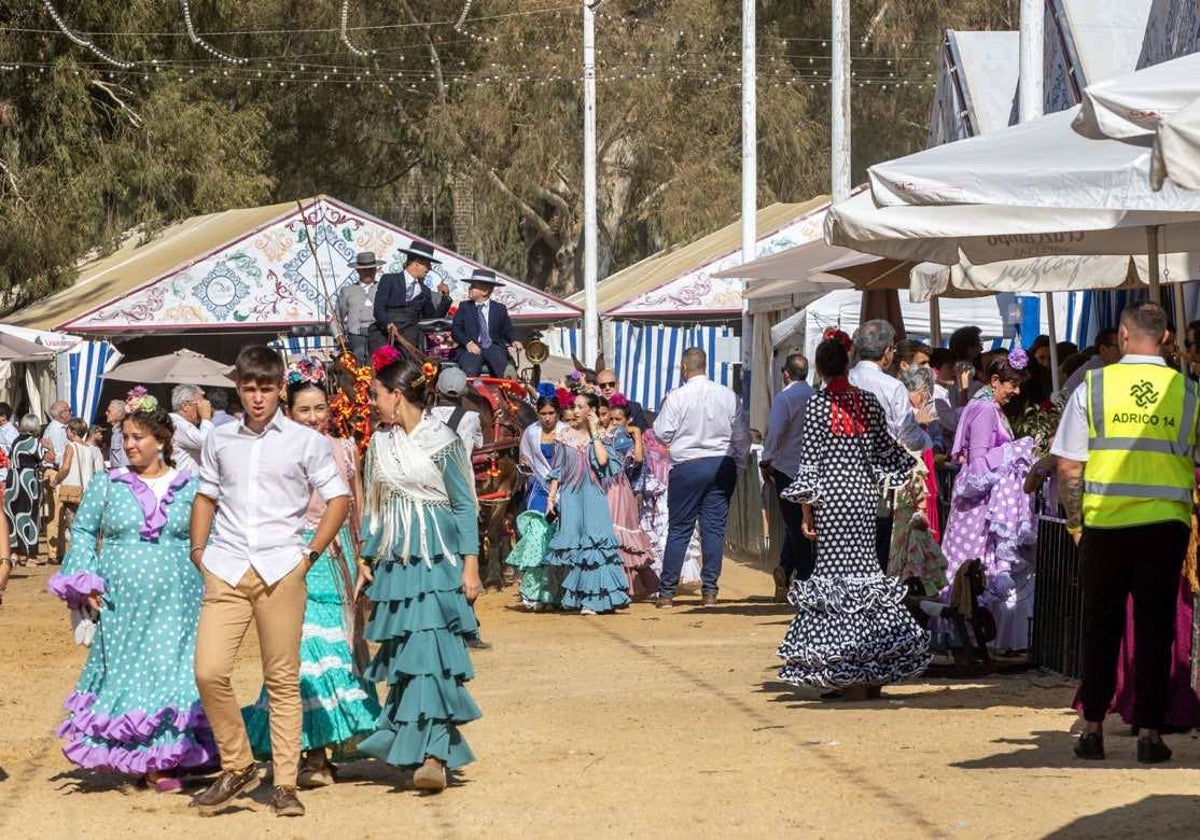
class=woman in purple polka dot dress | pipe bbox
[941,352,1038,651]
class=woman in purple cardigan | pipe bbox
[941,351,1037,651]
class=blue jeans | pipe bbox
[659,456,737,597]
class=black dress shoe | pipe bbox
[1073,732,1105,760]
[1137,737,1172,765]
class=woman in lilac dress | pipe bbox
[941,351,1037,651]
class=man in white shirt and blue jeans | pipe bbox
[653,347,749,607]
[189,346,350,818]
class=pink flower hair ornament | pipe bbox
[1008,348,1029,371]
[124,386,158,415]
[608,392,629,409]
[286,357,327,386]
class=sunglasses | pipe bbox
[598,381,617,389]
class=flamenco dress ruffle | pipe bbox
[242,527,381,759]
[357,507,480,769]
[776,575,932,688]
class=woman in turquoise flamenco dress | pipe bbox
[241,359,381,788]
[544,392,631,615]
[49,392,213,793]
[355,348,483,793]
[509,391,565,609]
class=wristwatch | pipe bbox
[303,548,320,565]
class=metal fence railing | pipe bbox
[1030,497,1086,679]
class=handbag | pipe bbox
[57,484,84,504]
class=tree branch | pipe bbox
[89,80,143,128]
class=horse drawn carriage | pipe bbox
[328,324,541,589]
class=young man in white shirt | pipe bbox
[652,347,749,607]
[190,346,350,818]
[429,367,484,456]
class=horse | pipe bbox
[461,377,537,589]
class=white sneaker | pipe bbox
[581,608,598,616]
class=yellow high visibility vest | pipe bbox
[1083,362,1198,528]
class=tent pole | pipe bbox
[581,0,600,366]
[929,297,942,346]
[1174,280,1189,373]
[1148,224,1162,303]
[1045,293,1061,392]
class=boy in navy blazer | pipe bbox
[451,269,523,377]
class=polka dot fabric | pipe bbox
[777,388,932,689]
[49,473,215,774]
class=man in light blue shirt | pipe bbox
[760,354,815,601]
[0,402,18,484]
[42,400,70,467]
[105,399,129,468]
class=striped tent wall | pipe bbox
[268,334,344,362]
[546,322,739,412]
[66,341,122,423]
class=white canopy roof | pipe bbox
[825,190,1200,265]
[868,107,1200,213]
[1074,52,1200,140]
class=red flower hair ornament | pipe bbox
[372,345,402,373]
[822,328,853,353]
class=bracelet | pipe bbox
[1065,525,1082,536]
[189,546,205,556]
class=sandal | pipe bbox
[152,777,183,794]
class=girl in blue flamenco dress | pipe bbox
[354,349,483,793]
[48,393,214,793]
[544,392,631,615]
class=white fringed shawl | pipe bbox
[365,415,477,567]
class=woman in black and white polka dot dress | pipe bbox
[777,331,931,698]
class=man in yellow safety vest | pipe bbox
[1052,300,1199,765]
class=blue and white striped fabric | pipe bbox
[613,322,737,412]
[548,322,738,412]
[268,333,342,361]
[66,341,121,423]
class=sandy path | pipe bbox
[2,558,1200,839]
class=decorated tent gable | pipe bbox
[62,196,578,332]
[607,206,829,318]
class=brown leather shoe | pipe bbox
[772,567,789,602]
[271,785,306,817]
[412,760,447,792]
[701,593,718,607]
[189,764,260,811]
[655,596,675,609]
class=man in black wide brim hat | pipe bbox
[370,240,452,352]
[451,268,522,377]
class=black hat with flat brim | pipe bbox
[468,268,505,287]
[350,251,386,269]
[403,240,442,265]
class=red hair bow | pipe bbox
[822,328,852,353]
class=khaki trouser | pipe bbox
[42,472,59,561]
[194,564,307,787]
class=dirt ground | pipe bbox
[2,557,1200,839]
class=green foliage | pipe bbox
[0,0,1020,307]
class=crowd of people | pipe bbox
[3,270,1199,812]
[759,302,1200,765]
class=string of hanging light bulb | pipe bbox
[41,0,136,69]
[181,0,248,65]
